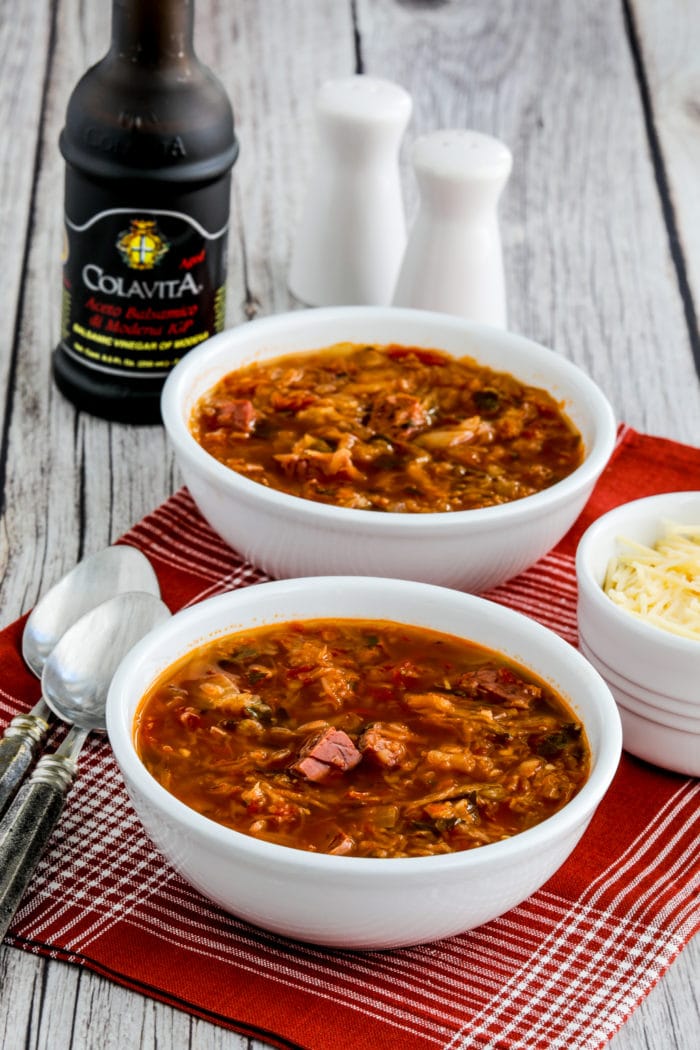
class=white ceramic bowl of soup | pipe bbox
[107,575,622,949]
[160,307,616,593]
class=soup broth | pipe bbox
[189,342,584,513]
[134,618,591,858]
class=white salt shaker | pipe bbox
[288,75,412,307]
[392,129,512,328]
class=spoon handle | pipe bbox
[0,751,76,941]
[0,707,52,819]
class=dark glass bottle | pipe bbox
[53,0,238,424]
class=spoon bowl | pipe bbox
[22,544,160,677]
[0,545,161,818]
[0,590,171,941]
[42,591,171,732]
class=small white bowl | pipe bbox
[107,575,621,949]
[576,491,700,706]
[161,306,616,592]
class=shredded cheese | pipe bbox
[602,521,700,640]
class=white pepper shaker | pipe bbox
[392,129,513,328]
[288,75,412,307]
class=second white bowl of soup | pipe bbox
[160,307,616,592]
[106,575,622,949]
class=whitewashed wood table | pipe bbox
[1,1,699,1047]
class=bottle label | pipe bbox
[60,205,228,377]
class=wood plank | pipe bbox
[631,0,700,381]
[0,1,51,420]
[606,3,700,1043]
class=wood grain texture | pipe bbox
[0,0,51,407]
[0,0,53,591]
[0,1,697,1048]
[631,0,700,380]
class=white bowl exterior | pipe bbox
[614,702,700,778]
[161,307,616,592]
[579,635,700,733]
[616,689,700,736]
[576,492,700,702]
[579,625,700,726]
[118,778,587,946]
[180,463,592,592]
[107,576,621,949]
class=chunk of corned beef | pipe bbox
[292,726,362,783]
[455,665,541,708]
[358,723,408,769]
[214,398,256,432]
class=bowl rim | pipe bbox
[107,575,622,878]
[576,491,700,657]
[160,306,617,531]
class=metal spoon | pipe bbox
[0,545,160,818]
[0,590,170,941]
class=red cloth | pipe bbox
[2,424,699,1050]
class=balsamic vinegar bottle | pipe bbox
[53,0,239,424]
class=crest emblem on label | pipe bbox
[117,218,169,270]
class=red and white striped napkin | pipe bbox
[1,425,698,1050]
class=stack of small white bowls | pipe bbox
[576,491,700,777]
